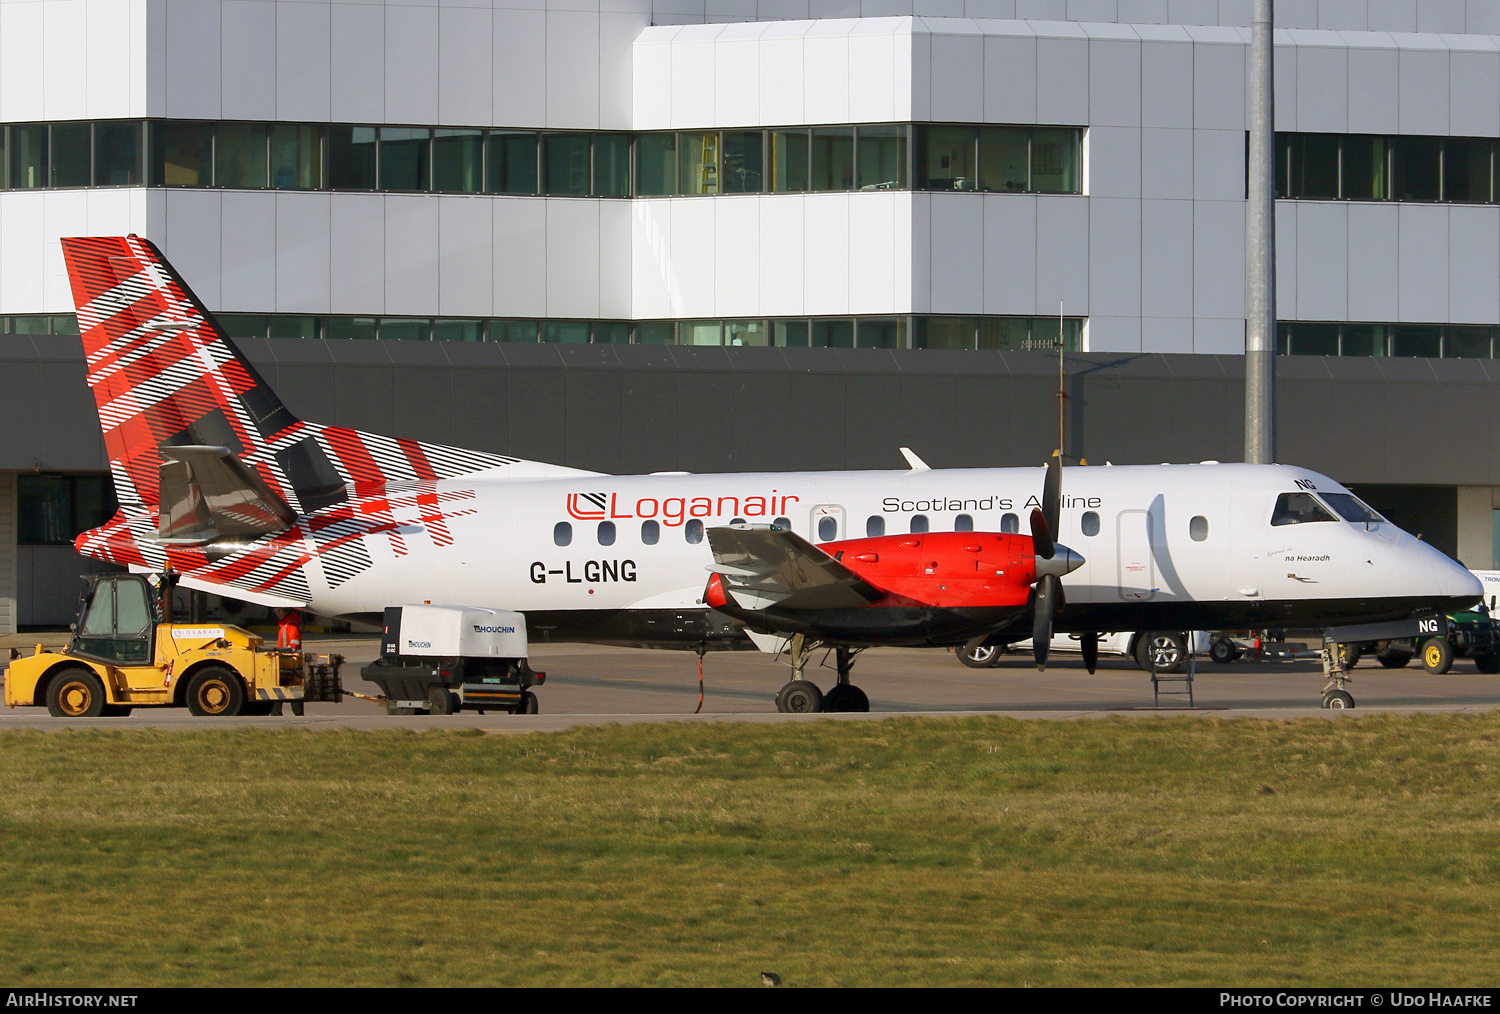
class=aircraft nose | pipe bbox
[1036,545,1084,578]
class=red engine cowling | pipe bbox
[826,531,1037,609]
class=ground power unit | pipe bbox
[359,605,544,715]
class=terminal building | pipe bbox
[3,0,1500,628]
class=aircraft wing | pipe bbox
[157,444,299,543]
[705,525,884,610]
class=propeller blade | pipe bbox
[1043,457,1062,540]
[1032,573,1059,670]
[1029,508,1055,561]
[1081,631,1099,674]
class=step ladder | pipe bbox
[1150,632,1195,707]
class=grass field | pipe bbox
[2,713,1500,987]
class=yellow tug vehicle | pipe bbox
[5,571,342,718]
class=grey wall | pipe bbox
[3,335,1497,487]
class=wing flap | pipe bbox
[706,525,884,610]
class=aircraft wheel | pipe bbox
[1209,639,1238,665]
[1337,643,1363,669]
[1421,637,1455,675]
[1322,690,1355,710]
[1474,653,1500,674]
[1377,650,1412,669]
[956,644,1001,668]
[776,680,824,714]
[47,668,107,718]
[428,688,459,716]
[823,685,869,713]
[186,667,246,717]
[1135,632,1185,674]
[519,691,540,715]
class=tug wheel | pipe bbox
[1421,638,1455,675]
[186,666,245,717]
[47,668,107,718]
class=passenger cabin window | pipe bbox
[686,519,704,544]
[1319,492,1385,525]
[641,520,660,545]
[597,521,615,546]
[554,521,572,546]
[818,517,837,542]
[955,514,973,532]
[910,515,929,534]
[1081,511,1100,536]
[867,515,884,537]
[1271,492,1338,526]
[773,516,790,530]
[1001,512,1020,534]
[1190,515,1209,541]
[731,517,745,525]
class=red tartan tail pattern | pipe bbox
[62,235,514,603]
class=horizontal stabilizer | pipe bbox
[706,524,884,610]
[158,445,297,544]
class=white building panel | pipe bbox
[438,197,496,319]
[598,200,634,318]
[1035,195,1088,314]
[86,0,139,119]
[1272,36,1299,131]
[714,23,766,127]
[1396,41,1450,134]
[493,198,548,318]
[1087,314,1142,353]
[220,1,276,121]
[713,197,762,316]
[1448,205,1500,325]
[1140,37,1194,129]
[1189,29,1246,132]
[981,28,1037,124]
[1140,128,1193,201]
[162,190,224,308]
[803,194,852,315]
[1345,200,1398,321]
[386,6,440,126]
[669,25,721,126]
[1140,314,1193,353]
[848,191,903,313]
[1366,0,1417,33]
[757,21,811,125]
[164,0,221,119]
[1345,38,1399,135]
[1193,198,1244,319]
[1088,37,1142,129]
[0,193,46,313]
[1293,201,1348,322]
[631,200,674,319]
[331,2,385,123]
[43,193,89,310]
[756,196,806,316]
[1416,0,1465,35]
[1274,200,1297,314]
[274,192,332,314]
[546,14,600,127]
[601,14,649,128]
[666,197,717,316]
[1193,316,1243,354]
[1087,196,1142,317]
[1293,35,1349,132]
[1089,126,1141,199]
[219,189,277,312]
[493,9,548,128]
[1448,46,1500,138]
[329,193,386,314]
[803,19,855,123]
[928,27,985,123]
[1193,128,1243,202]
[385,196,441,316]
[848,19,903,123]
[926,193,983,312]
[276,1,333,123]
[1141,198,1193,317]
[546,200,602,316]
[43,1,89,122]
[981,194,1038,315]
[1396,203,1449,321]
[439,6,495,127]
[1035,32,1089,126]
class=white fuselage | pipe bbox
[290,462,1479,640]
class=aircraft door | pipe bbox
[810,504,845,543]
[1116,510,1157,601]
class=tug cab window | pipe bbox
[1319,492,1385,525]
[1271,492,1337,526]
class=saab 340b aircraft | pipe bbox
[60,236,1480,711]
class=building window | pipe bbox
[494,320,539,343]
[636,133,677,196]
[327,126,377,189]
[271,124,320,189]
[216,122,268,188]
[1278,131,1500,204]
[153,121,214,186]
[594,133,632,197]
[1278,321,1499,359]
[722,131,763,193]
[679,132,719,195]
[857,125,907,190]
[770,129,809,192]
[50,122,91,187]
[18,474,117,545]
[433,129,483,193]
[431,320,483,342]
[489,131,538,194]
[543,133,590,195]
[10,124,47,188]
[811,127,854,191]
[380,127,430,191]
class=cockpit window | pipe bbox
[1271,492,1338,526]
[1319,492,1385,525]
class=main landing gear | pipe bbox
[774,636,870,713]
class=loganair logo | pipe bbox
[473,624,517,634]
[565,490,801,526]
